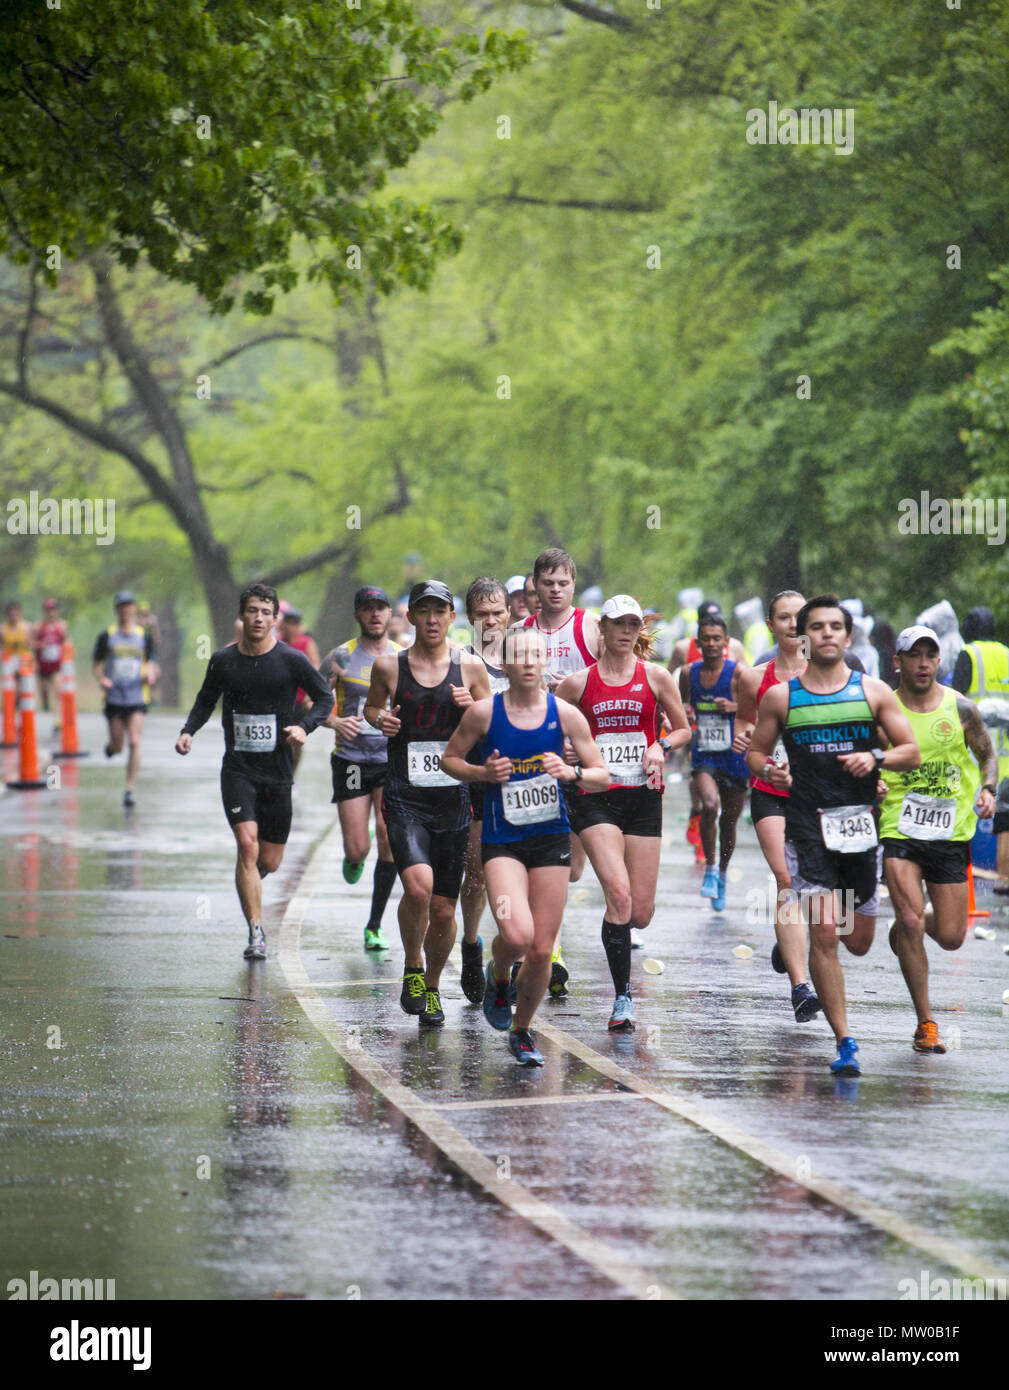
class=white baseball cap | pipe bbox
[505,574,526,594]
[601,594,643,621]
[895,625,940,654]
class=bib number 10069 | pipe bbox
[502,773,559,826]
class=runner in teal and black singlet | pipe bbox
[747,594,919,1077]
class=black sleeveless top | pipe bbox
[384,649,469,829]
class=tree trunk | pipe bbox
[313,540,362,656]
[764,532,802,598]
[154,599,180,708]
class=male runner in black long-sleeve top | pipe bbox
[175,583,334,959]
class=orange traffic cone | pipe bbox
[6,655,48,789]
[1,651,17,747]
[52,641,88,760]
[966,861,991,918]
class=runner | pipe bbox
[92,590,160,808]
[319,586,400,951]
[678,612,749,912]
[555,595,691,1030]
[363,581,490,1028]
[505,575,529,624]
[669,602,746,863]
[175,584,334,959]
[880,626,998,1052]
[734,590,822,1022]
[523,547,600,996]
[458,577,511,1003]
[34,599,67,713]
[746,595,920,1076]
[523,573,540,618]
[441,625,609,1064]
[2,601,33,659]
[277,608,321,774]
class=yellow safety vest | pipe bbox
[743,619,767,664]
[966,640,1009,783]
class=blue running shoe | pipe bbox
[830,1036,861,1076]
[608,993,636,1032]
[483,962,512,1031]
[791,982,822,1022]
[712,872,727,911]
[700,866,719,898]
[508,1027,544,1067]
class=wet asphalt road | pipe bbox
[2,712,1009,1301]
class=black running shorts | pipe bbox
[331,755,387,804]
[482,833,572,870]
[105,702,148,719]
[784,837,880,915]
[567,786,662,838]
[221,768,293,845]
[881,837,970,885]
[750,786,788,824]
[385,815,469,900]
[692,764,749,796]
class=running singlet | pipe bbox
[93,626,155,706]
[522,609,593,679]
[689,659,748,780]
[323,636,401,764]
[750,659,799,797]
[480,692,570,842]
[285,631,314,707]
[878,686,979,843]
[35,619,67,674]
[384,649,469,830]
[181,641,334,784]
[578,660,660,792]
[782,671,879,846]
[686,635,729,663]
[1,619,32,657]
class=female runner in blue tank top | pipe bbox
[442,625,608,1066]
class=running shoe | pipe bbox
[508,1027,544,1067]
[343,858,366,884]
[771,942,787,974]
[695,843,707,865]
[608,993,636,1032]
[712,872,727,911]
[460,937,484,1004]
[363,924,388,952]
[104,742,114,759]
[509,960,521,1005]
[630,928,645,950]
[123,789,135,808]
[791,982,822,1023]
[829,1036,861,1076]
[483,962,512,1030]
[400,969,427,1016]
[700,866,719,899]
[419,988,445,1028]
[548,949,569,998]
[686,813,701,848]
[243,925,267,960]
[913,1020,946,1054]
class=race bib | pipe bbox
[898,792,957,842]
[233,713,277,752]
[820,804,877,853]
[696,713,731,752]
[597,731,647,786]
[41,643,62,664]
[111,655,142,684]
[502,773,560,826]
[407,740,454,787]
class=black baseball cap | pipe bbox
[408,580,453,608]
[354,586,391,610]
[114,590,135,608]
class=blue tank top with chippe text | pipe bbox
[479,692,570,843]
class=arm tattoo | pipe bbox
[957,695,998,786]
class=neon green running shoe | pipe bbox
[549,946,569,998]
[343,857,366,884]
[363,924,388,952]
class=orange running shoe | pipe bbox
[913,1020,946,1054]
[686,813,701,847]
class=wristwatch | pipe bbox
[983,783,997,795]
[872,748,886,765]
[573,765,584,782]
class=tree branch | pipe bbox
[559,1,637,32]
[437,192,659,212]
[16,261,39,393]
[258,474,411,588]
[203,331,334,372]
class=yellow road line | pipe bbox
[278,830,677,1302]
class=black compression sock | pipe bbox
[601,919,632,997]
[368,858,397,926]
